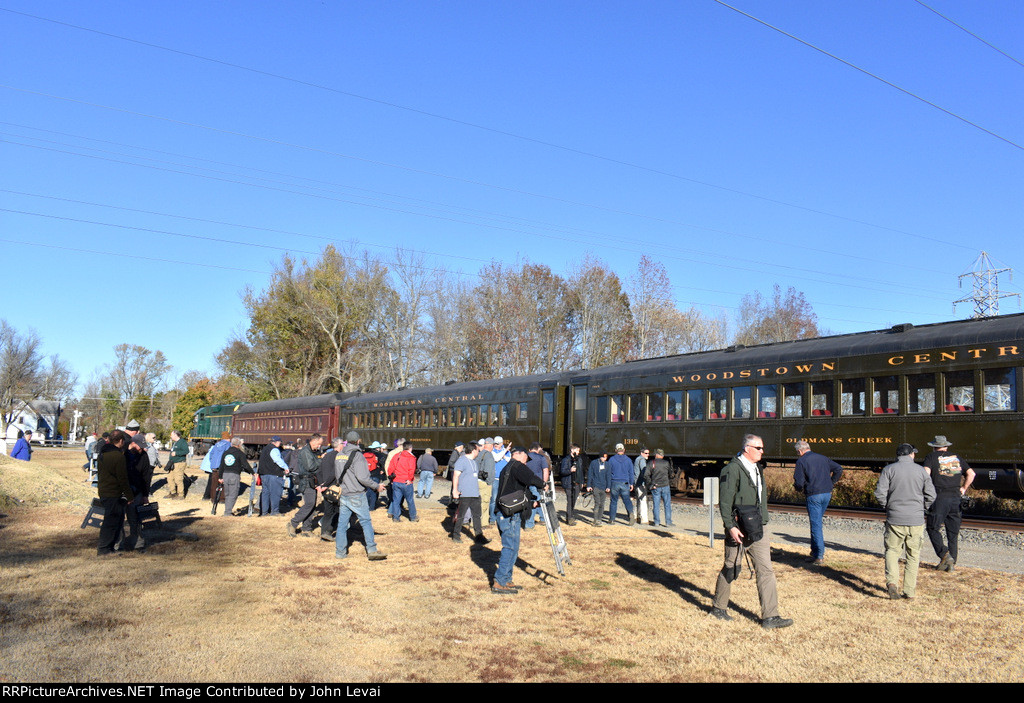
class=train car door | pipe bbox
[539,385,566,455]
[568,379,588,452]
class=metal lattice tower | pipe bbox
[953,251,1019,318]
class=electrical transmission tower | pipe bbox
[953,251,1020,318]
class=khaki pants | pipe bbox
[884,523,924,597]
[712,534,780,619]
[479,479,493,524]
[167,462,186,496]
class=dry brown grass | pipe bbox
[1,449,1023,683]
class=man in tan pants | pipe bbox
[711,434,793,630]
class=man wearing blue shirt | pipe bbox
[793,440,844,565]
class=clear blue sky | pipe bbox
[2,0,1022,393]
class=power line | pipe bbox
[914,0,1024,70]
[0,8,1003,241]
[712,0,1024,151]
[0,120,978,263]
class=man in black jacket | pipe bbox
[217,437,253,516]
[318,437,343,540]
[96,431,132,556]
[558,444,585,526]
[492,447,546,594]
[288,433,323,537]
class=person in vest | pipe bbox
[257,436,290,516]
[165,430,189,499]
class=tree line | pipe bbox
[214,245,821,402]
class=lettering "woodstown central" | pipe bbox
[671,362,836,384]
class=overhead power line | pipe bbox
[0,6,1009,236]
[712,0,1024,151]
[915,0,1024,70]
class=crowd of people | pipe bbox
[89,421,977,621]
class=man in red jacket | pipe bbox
[388,441,419,522]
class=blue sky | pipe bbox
[2,0,1022,393]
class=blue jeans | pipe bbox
[417,471,435,497]
[390,482,417,520]
[608,482,633,523]
[806,492,831,559]
[651,486,672,525]
[494,511,522,585]
[259,474,284,515]
[526,485,543,528]
[335,493,378,558]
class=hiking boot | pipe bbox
[938,553,955,572]
[761,616,794,630]
[887,583,901,600]
[367,551,388,561]
[286,523,298,538]
[627,514,635,526]
[491,582,518,594]
[710,608,733,621]
[473,534,491,545]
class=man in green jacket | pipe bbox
[166,430,189,499]
[710,434,793,630]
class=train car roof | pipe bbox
[234,392,355,415]
[343,370,572,405]
[582,312,1024,380]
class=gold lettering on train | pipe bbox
[670,361,840,384]
[888,346,1018,366]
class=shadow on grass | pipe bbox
[613,552,741,620]
[771,547,885,598]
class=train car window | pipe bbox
[686,389,704,421]
[490,404,499,425]
[811,381,833,417]
[352,414,360,429]
[593,396,608,424]
[458,407,468,426]
[907,373,936,414]
[574,387,587,411]
[840,378,866,416]
[872,376,899,414]
[610,395,626,423]
[542,391,554,414]
[647,392,664,421]
[666,391,683,421]
[709,388,727,420]
[782,383,803,417]
[983,367,1016,411]
[517,403,529,421]
[758,385,778,418]
[945,370,974,412]
[733,387,752,419]
[500,403,511,425]
[468,406,478,426]
[628,393,645,422]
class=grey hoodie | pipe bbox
[335,445,379,496]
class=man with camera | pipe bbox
[710,434,793,629]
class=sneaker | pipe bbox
[887,582,901,600]
[286,523,298,538]
[761,616,794,630]
[474,534,491,545]
[491,582,518,594]
[367,551,388,561]
[710,608,733,621]
[627,515,635,526]
[502,581,523,590]
[938,553,955,572]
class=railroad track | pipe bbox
[675,496,1024,532]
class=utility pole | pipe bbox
[953,251,1020,318]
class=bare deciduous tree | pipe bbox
[734,284,820,345]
